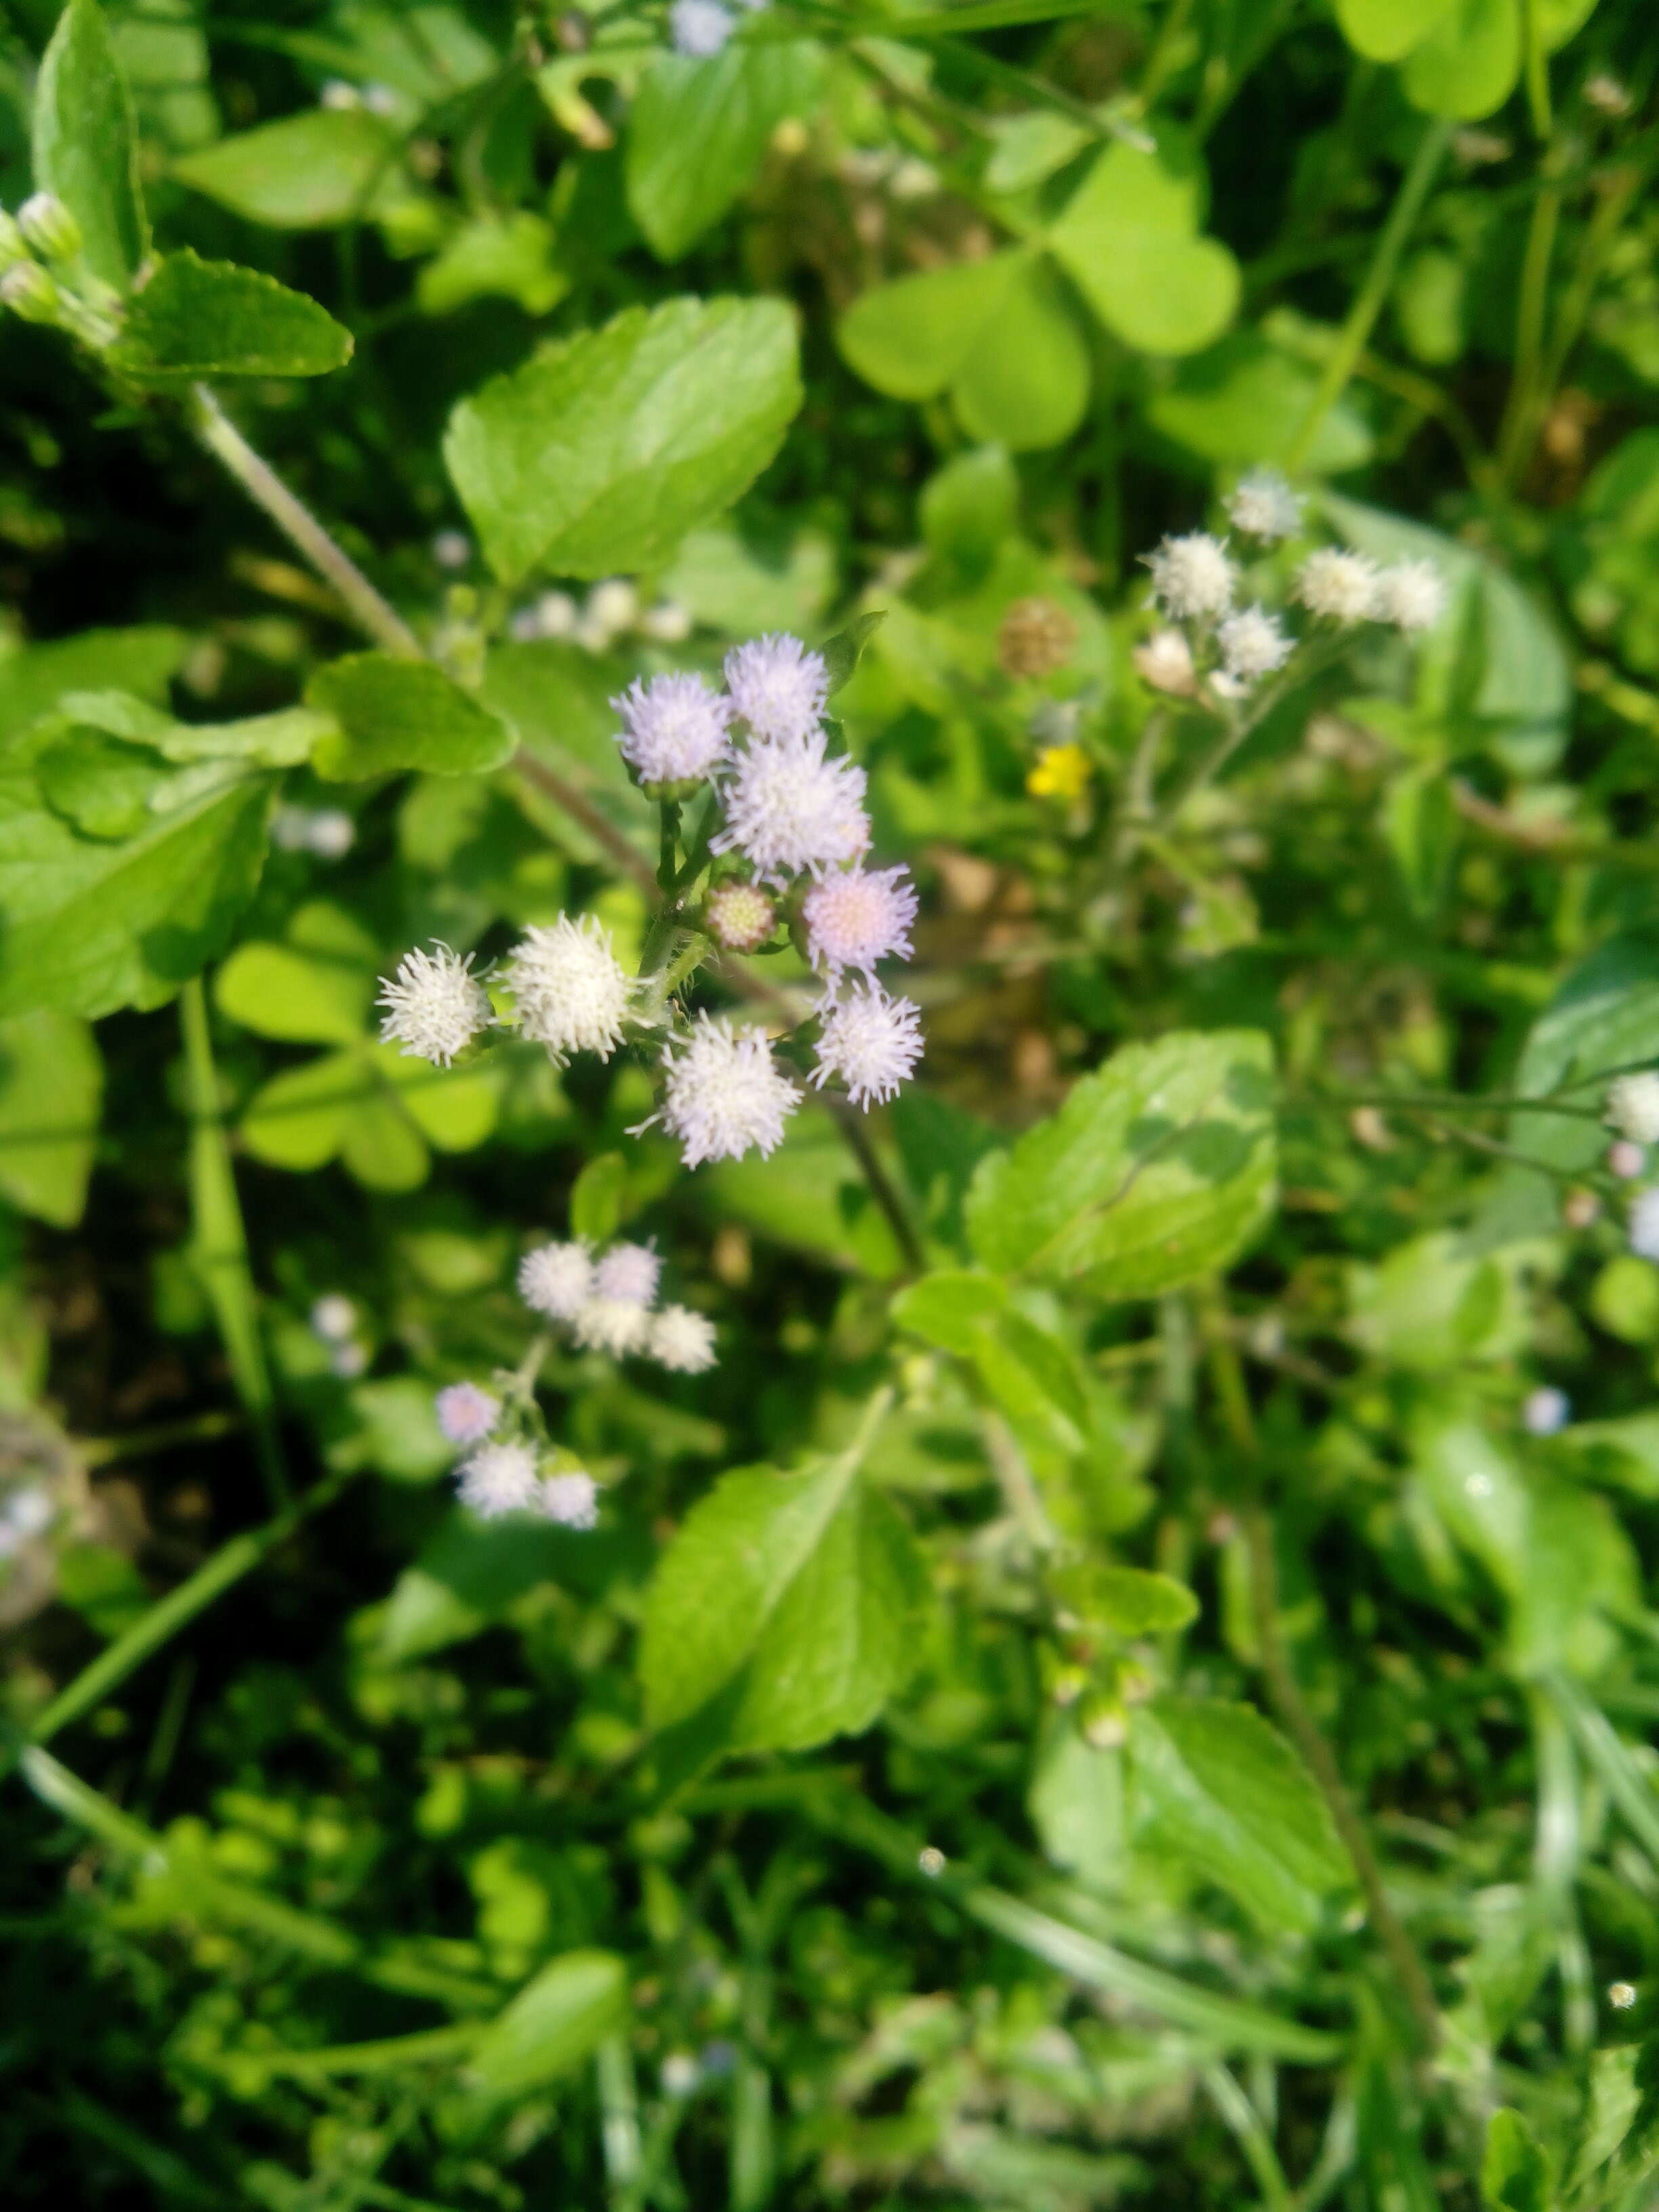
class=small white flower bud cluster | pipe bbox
[518,1235,718,1372]
[453,1438,600,1528]
[310,1292,369,1378]
[0,192,123,348]
[1136,471,1449,705]
[509,579,691,651]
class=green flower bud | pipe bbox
[0,260,62,326]
[0,212,26,272]
[17,192,82,265]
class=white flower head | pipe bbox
[651,1304,718,1374]
[331,1341,368,1380]
[539,1471,600,1529]
[1630,1188,1659,1261]
[1132,628,1197,697]
[519,1240,595,1319]
[722,633,830,741]
[706,880,777,952]
[595,1241,661,1307]
[573,1297,653,1357]
[457,1440,542,1519]
[377,943,491,1067]
[712,732,870,885]
[1217,605,1294,687]
[670,0,735,54]
[650,1012,801,1167]
[1295,547,1381,625]
[1143,531,1237,621]
[505,915,632,1063]
[1522,1386,1570,1437]
[802,865,918,981]
[436,1382,500,1446]
[812,983,923,1108]
[1607,1073,1659,1146]
[310,1293,356,1343]
[1226,470,1304,543]
[612,672,732,786]
[1374,559,1448,634]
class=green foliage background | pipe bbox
[1,0,1659,2207]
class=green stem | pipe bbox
[1496,171,1563,487]
[598,2034,644,2210]
[1519,0,1553,142]
[1285,119,1452,472]
[188,385,421,658]
[180,980,290,1513]
[22,1471,349,1753]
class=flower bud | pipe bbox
[0,260,61,325]
[16,192,82,264]
[0,211,26,271]
[705,880,776,954]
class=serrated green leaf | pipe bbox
[445,296,802,584]
[1046,138,1240,357]
[464,1951,628,2100]
[1130,1696,1352,1933]
[33,0,149,290]
[110,251,353,381]
[965,1030,1277,1299]
[0,631,186,741]
[1049,1561,1200,1635]
[891,1269,1010,1355]
[0,1010,102,1227]
[0,759,271,1021]
[627,43,825,262]
[172,107,407,228]
[307,655,514,781]
[640,1404,926,1755]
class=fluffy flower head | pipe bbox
[595,1241,661,1307]
[611,672,732,785]
[812,984,923,1108]
[1226,470,1304,542]
[1374,559,1448,634]
[722,633,829,741]
[713,732,869,884]
[506,915,632,1063]
[653,1013,801,1168]
[706,880,776,952]
[1217,605,1294,687]
[518,1240,594,1319]
[651,1305,718,1374]
[670,0,734,53]
[1295,548,1380,625]
[1607,1072,1659,1146]
[457,1441,541,1519]
[803,865,918,980]
[573,1297,652,1357]
[1144,531,1236,621]
[540,1471,600,1529]
[310,1293,356,1343]
[436,1382,499,1446]
[377,943,491,1067]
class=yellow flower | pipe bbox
[1027,743,1091,801]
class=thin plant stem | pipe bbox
[188,385,421,658]
[22,1469,351,1753]
[1286,119,1452,472]
[512,754,661,898]
[180,980,290,1513]
[825,1096,926,1275]
[1519,0,1553,142]
[1497,171,1563,486]
[1238,1499,1443,2055]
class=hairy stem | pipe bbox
[188,385,421,658]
